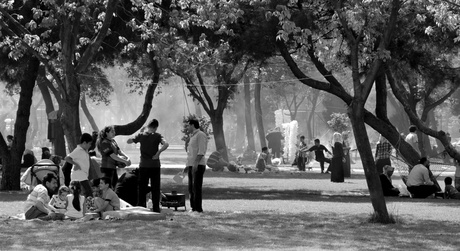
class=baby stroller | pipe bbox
[20,159,64,191]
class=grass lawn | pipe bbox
[1,170,460,250]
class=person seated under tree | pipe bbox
[206,148,229,172]
[444,177,460,199]
[379,165,400,197]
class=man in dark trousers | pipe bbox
[266,128,283,158]
[186,119,208,213]
[127,119,169,212]
[307,139,332,174]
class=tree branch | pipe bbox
[196,68,215,112]
[75,0,119,73]
[0,8,65,95]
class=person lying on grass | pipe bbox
[24,172,61,220]
[91,177,120,216]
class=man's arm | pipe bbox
[65,156,81,171]
[153,139,169,160]
[423,169,434,185]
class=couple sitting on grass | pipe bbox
[207,147,279,173]
[24,173,120,221]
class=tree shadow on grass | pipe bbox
[0,211,458,250]
[162,182,460,207]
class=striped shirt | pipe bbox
[24,184,50,213]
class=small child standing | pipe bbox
[49,186,70,214]
[444,177,460,199]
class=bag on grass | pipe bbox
[173,171,187,184]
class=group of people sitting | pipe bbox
[379,156,460,200]
[23,132,122,221]
[206,146,282,173]
[24,173,120,221]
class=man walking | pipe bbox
[128,119,169,212]
[186,119,208,213]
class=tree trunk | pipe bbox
[81,95,99,132]
[210,112,228,161]
[1,57,40,190]
[254,76,266,148]
[348,101,390,220]
[36,69,66,157]
[307,89,320,140]
[60,94,82,152]
[244,74,255,152]
[234,93,246,153]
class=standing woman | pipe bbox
[330,132,345,183]
[342,131,352,178]
[96,126,131,188]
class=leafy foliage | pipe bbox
[327,112,350,134]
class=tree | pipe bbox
[0,57,40,190]
[273,0,402,222]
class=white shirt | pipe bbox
[65,194,85,218]
[24,184,50,213]
[186,129,208,167]
[406,164,434,187]
[68,145,90,181]
[405,132,419,153]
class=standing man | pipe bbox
[64,133,93,198]
[127,119,169,212]
[266,128,283,158]
[405,125,419,154]
[186,119,208,213]
[23,173,59,220]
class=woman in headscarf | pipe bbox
[330,132,344,183]
[375,134,392,174]
[379,165,400,196]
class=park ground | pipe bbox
[0,146,460,250]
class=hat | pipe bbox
[42,147,50,152]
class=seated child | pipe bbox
[49,185,70,214]
[92,177,121,215]
[444,177,460,199]
[65,181,87,219]
[86,180,103,212]
[255,147,273,172]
